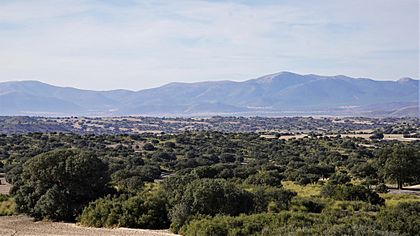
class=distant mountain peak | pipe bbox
[260,71,301,78]
[397,77,415,83]
[2,80,46,85]
[0,72,418,117]
[276,71,301,76]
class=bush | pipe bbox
[170,178,254,232]
[375,183,389,193]
[0,194,15,216]
[321,184,385,206]
[152,152,176,162]
[143,143,156,151]
[252,186,296,213]
[78,196,120,227]
[164,142,176,148]
[79,191,170,229]
[245,170,284,187]
[219,153,236,163]
[111,170,144,193]
[369,133,384,140]
[377,202,420,235]
[333,201,380,212]
[293,197,325,213]
[328,172,351,185]
[181,212,319,236]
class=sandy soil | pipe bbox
[405,184,420,189]
[274,133,419,142]
[0,215,178,236]
[387,184,420,196]
[1,176,179,235]
[260,134,277,139]
[388,189,420,196]
[278,134,308,140]
[0,175,11,195]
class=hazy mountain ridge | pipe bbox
[0,72,418,117]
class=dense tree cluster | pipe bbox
[2,116,418,135]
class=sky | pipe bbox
[0,0,418,90]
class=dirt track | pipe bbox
[0,216,178,236]
[388,189,420,196]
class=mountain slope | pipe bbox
[0,72,418,116]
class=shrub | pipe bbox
[293,197,325,213]
[245,170,284,187]
[377,202,420,235]
[328,172,351,185]
[321,184,385,206]
[170,178,254,232]
[369,133,384,140]
[181,212,319,236]
[164,142,176,148]
[143,143,156,151]
[0,194,15,216]
[79,191,170,229]
[78,196,120,227]
[252,186,296,213]
[375,183,389,193]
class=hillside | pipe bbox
[0,72,418,117]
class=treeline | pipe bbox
[0,116,418,135]
[0,131,419,235]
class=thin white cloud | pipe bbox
[0,0,418,90]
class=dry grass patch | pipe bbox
[380,193,420,207]
[282,181,321,197]
[0,195,15,216]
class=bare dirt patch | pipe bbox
[278,134,308,140]
[0,175,11,195]
[0,215,178,236]
[387,189,420,196]
[387,184,420,196]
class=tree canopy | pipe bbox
[380,145,420,189]
[12,149,110,221]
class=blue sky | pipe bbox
[0,0,418,90]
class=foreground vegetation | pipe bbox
[1,130,419,235]
[0,194,15,216]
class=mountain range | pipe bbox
[0,72,418,117]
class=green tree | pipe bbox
[143,143,156,151]
[252,186,296,213]
[321,183,384,205]
[13,149,110,221]
[381,145,419,189]
[170,178,254,232]
[369,132,384,140]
